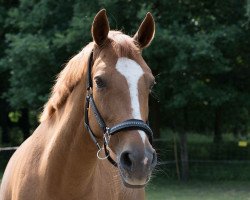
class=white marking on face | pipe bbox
[143,157,148,165]
[116,57,146,144]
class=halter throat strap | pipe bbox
[84,51,153,167]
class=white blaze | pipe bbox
[116,57,146,143]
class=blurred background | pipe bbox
[1,0,250,199]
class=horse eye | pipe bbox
[94,76,105,88]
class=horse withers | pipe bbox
[0,9,157,200]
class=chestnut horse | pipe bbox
[0,9,157,200]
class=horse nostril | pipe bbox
[120,151,133,171]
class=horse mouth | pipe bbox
[121,178,147,188]
[118,166,150,188]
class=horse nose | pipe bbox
[120,148,157,173]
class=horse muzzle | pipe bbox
[118,145,157,188]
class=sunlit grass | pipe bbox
[146,179,250,200]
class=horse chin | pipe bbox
[118,168,150,189]
[121,179,146,189]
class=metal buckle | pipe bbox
[104,127,111,146]
[86,87,93,96]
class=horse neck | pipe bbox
[42,79,99,189]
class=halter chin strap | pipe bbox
[84,51,154,167]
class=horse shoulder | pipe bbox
[0,122,51,200]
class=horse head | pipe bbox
[87,9,157,188]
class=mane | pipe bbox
[40,31,139,122]
[108,31,140,57]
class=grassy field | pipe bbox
[146,178,250,200]
[1,175,250,199]
[1,132,250,199]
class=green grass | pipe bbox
[146,178,250,200]
[2,132,250,199]
[1,173,250,200]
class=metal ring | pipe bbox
[97,147,109,160]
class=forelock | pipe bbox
[108,31,140,57]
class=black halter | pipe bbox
[84,51,154,167]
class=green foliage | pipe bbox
[8,111,21,123]
[0,0,250,135]
[157,132,250,163]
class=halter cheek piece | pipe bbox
[84,51,154,167]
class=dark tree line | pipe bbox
[0,0,250,180]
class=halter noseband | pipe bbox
[84,51,154,167]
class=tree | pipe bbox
[0,0,19,144]
[1,0,250,181]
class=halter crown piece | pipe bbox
[84,51,154,167]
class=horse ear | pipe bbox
[134,12,155,49]
[92,9,110,46]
